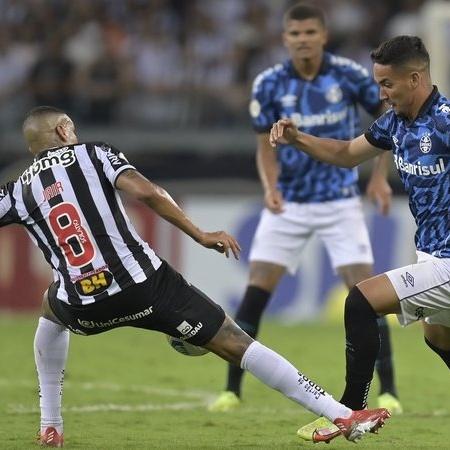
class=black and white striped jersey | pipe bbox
[0,142,162,305]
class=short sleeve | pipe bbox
[94,143,136,186]
[249,67,280,133]
[344,61,381,115]
[365,111,394,150]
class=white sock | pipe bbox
[241,341,351,421]
[34,317,69,433]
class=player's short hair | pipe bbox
[23,106,67,123]
[283,2,326,28]
[370,36,430,71]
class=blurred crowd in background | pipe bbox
[0,0,431,131]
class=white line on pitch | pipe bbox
[0,378,212,399]
[9,402,207,414]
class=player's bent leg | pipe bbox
[337,263,401,411]
[35,290,69,447]
[339,276,400,410]
[210,261,286,411]
[423,322,450,369]
[206,316,390,442]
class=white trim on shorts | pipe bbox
[248,197,373,275]
[386,251,450,326]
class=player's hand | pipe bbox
[264,188,284,213]
[269,119,300,147]
[198,231,241,259]
[365,175,392,216]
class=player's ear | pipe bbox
[410,71,420,89]
[56,123,68,142]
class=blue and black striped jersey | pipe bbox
[250,52,381,203]
[365,87,450,258]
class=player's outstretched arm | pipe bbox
[116,169,241,259]
[269,119,383,167]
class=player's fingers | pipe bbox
[229,238,241,259]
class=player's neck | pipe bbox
[291,54,323,80]
[405,85,434,122]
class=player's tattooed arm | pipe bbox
[116,169,241,259]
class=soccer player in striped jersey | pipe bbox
[270,35,450,443]
[210,3,402,431]
[0,106,390,447]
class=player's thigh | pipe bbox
[41,288,65,327]
[422,322,450,351]
[382,255,450,326]
[249,203,312,276]
[356,274,401,315]
[149,263,226,347]
[318,197,373,271]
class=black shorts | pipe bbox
[48,261,225,346]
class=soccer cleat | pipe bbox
[208,391,241,412]
[377,392,403,415]
[37,427,64,447]
[334,408,391,442]
[297,416,341,443]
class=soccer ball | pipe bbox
[166,335,209,356]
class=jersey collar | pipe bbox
[286,52,330,80]
[415,85,439,120]
[401,85,439,125]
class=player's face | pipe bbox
[373,63,415,117]
[283,18,327,61]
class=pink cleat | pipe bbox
[334,408,391,442]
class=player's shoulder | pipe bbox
[432,92,450,133]
[252,61,289,91]
[376,107,397,127]
[434,93,450,117]
[80,141,114,152]
[326,52,370,79]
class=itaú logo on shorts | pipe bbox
[176,320,203,340]
[393,155,446,176]
[77,306,153,329]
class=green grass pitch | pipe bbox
[1,314,449,449]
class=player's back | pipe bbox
[1,142,161,305]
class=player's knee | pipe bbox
[248,262,284,292]
[338,264,373,289]
[345,286,379,354]
[205,316,253,366]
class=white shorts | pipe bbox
[249,197,374,275]
[386,251,450,327]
